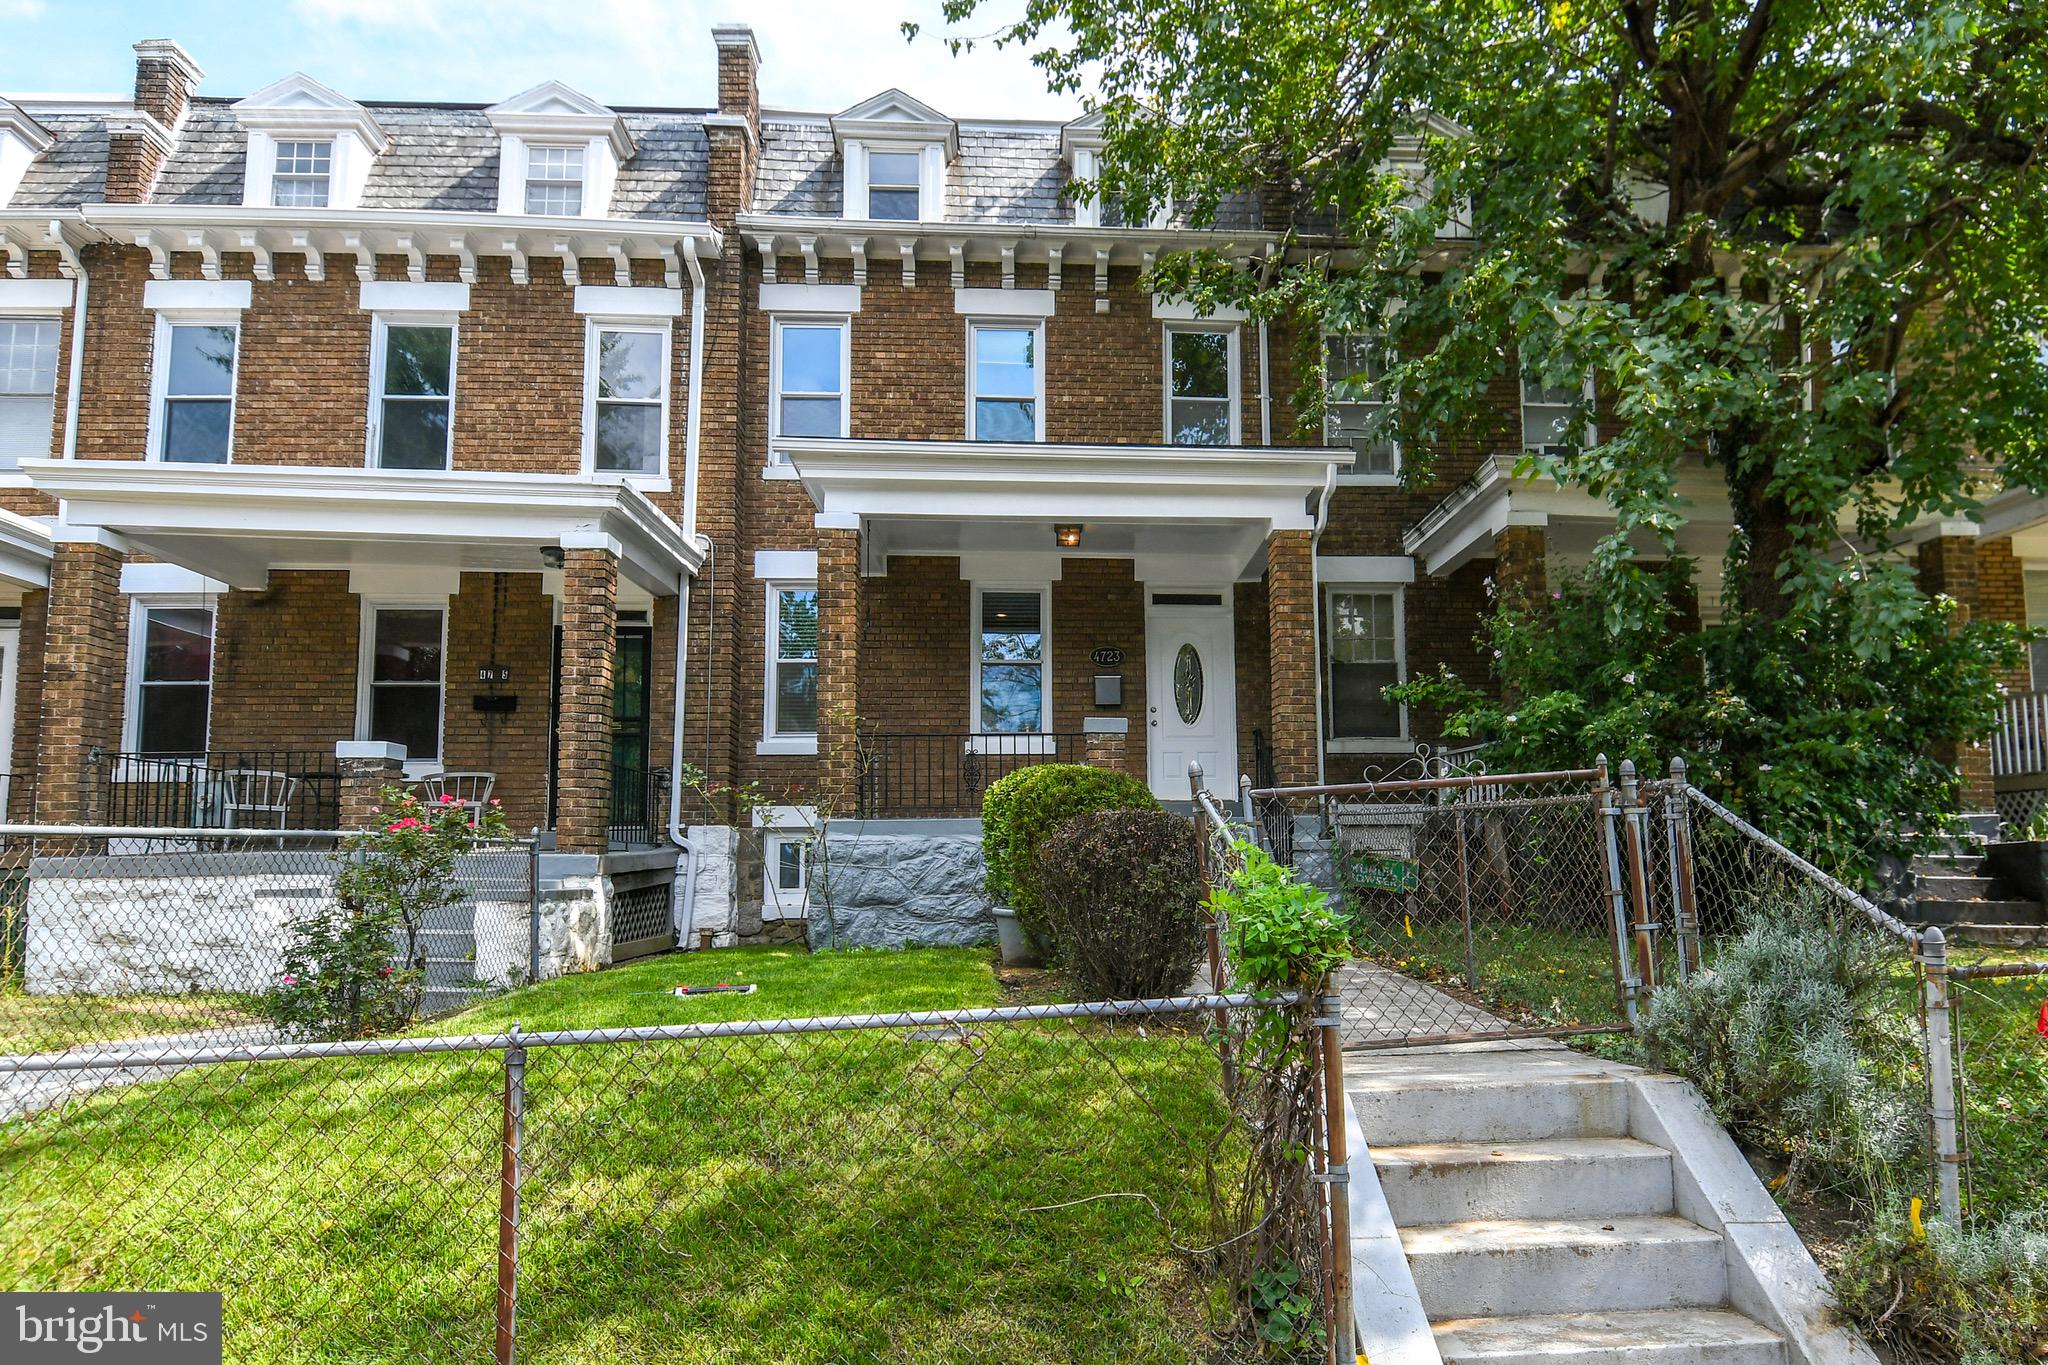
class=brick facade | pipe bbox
[1265,530,1319,786]
[36,541,128,824]
[554,549,618,852]
[816,528,862,813]
[1918,535,1997,812]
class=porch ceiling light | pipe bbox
[1054,523,1083,548]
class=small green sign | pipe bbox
[1348,855,1421,894]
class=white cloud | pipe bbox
[0,0,49,18]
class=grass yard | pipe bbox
[1364,915,1629,1030]
[0,947,1249,1364]
[0,984,261,1054]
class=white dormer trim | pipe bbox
[0,99,54,209]
[1060,111,1106,228]
[832,90,957,224]
[487,81,633,220]
[233,74,389,212]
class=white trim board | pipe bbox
[754,549,819,579]
[143,279,252,313]
[759,282,862,314]
[1317,555,1417,583]
[954,287,1055,318]
[574,285,684,318]
[358,281,470,314]
[0,279,75,312]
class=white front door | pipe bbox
[1145,592,1238,801]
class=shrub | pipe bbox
[1210,841,1352,993]
[1035,808,1204,1000]
[1635,889,1919,1203]
[265,786,513,1041]
[1835,1205,2048,1362]
[981,763,1157,947]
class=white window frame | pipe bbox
[751,804,818,920]
[759,579,820,756]
[1518,351,1596,453]
[767,314,850,472]
[849,140,940,223]
[966,319,1046,443]
[523,142,587,217]
[366,313,460,471]
[147,312,241,465]
[121,596,216,756]
[270,138,333,208]
[1162,322,1241,446]
[969,581,1053,750]
[580,318,670,482]
[0,313,62,471]
[1325,330,1401,484]
[1323,583,1409,753]
[355,598,449,775]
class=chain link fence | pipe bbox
[1,992,1338,1364]
[0,826,536,1118]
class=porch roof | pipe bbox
[1401,452,1733,578]
[785,436,1349,580]
[0,507,53,589]
[23,461,702,595]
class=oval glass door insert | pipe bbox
[1173,643,1204,724]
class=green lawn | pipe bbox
[0,947,1248,1364]
[0,984,261,1054]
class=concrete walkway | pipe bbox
[1335,959,1510,1048]
[0,1021,279,1123]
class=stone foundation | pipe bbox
[806,819,992,950]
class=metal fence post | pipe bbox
[1239,772,1255,829]
[1619,760,1659,999]
[495,1024,526,1365]
[1920,928,1963,1224]
[526,831,542,987]
[1663,759,1701,982]
[1594,756,1638,1024]
[1454,804,1479,991]
[1190,761,1238,1099]
[1317,986,1354,1365]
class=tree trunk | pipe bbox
[1726,453,1803,624]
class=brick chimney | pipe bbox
[104,39,203,204]
[705,25,760,226]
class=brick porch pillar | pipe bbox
[1083,719,1131,776]
[1492,524,1549,610]
[1265,529,1318,788]
[335,741,406,830]
[555,544,618,853]
[1918,533,1996,815]
[37,533,128,825]
[816,524,863,816]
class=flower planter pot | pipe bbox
[992,906,1042,967]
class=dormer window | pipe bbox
[271,140,332,207]
[524,145,585,216]
[0,99,55,209]
[831,90,958,223]
[866,151,922,221]
[487,81,632,221]
[233,74,388,212]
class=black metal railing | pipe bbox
[608,762,669,847]
[856,732,1089,818]
[88,750,342,830]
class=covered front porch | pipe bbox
[23,461,702,850]
[784,436,1346,816]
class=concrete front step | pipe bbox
[1402,1214,1728,1319]
[1909,853,1986,876]
[1933,922,2048,948]
[1374,1137,1673,1224]
[1911,898,2045,928]
[1434,1308,1786,1365]
[1915,873,1999,898]
[1351,1050,1632,1146]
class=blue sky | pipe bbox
[0,0,1083,119]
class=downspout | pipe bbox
[1257,317,1272,446]
[670,237,710,945]
[1311,463,1336,786]
[59,222,87,460]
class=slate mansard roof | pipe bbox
[9,111,111,208]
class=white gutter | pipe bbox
[1257,318,1272,446]
[669,238,710,946]
[60,239,86,460]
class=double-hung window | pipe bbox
[371,319,456,469]
[765,584,819,742]
[1326,587,1406,743]
[865,150,922,221]
[586,324,667,475]
[362,604,446,762]
[1166,325,1236,445]
[155,320,238,464]
[1326,332,1399,477]
[1520,360,1592,453]
[969,323,1040,442]
[770,318,848,458]
[0,318,59,469]
[973,586,1049,734]
[271,140,332,207]
[129,604,214,756]
[525,144,585,217]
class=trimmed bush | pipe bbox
[1036,808,1204,1001]
[981,763,1158,947]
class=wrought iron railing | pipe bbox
[1992,691,2048,778]
[87,750,341,830]
[855,732,1088,818]
[608,761,669,847]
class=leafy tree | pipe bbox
[921,0,2048,850]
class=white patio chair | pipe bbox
[220,768,300,845]
[422,771,496,825]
